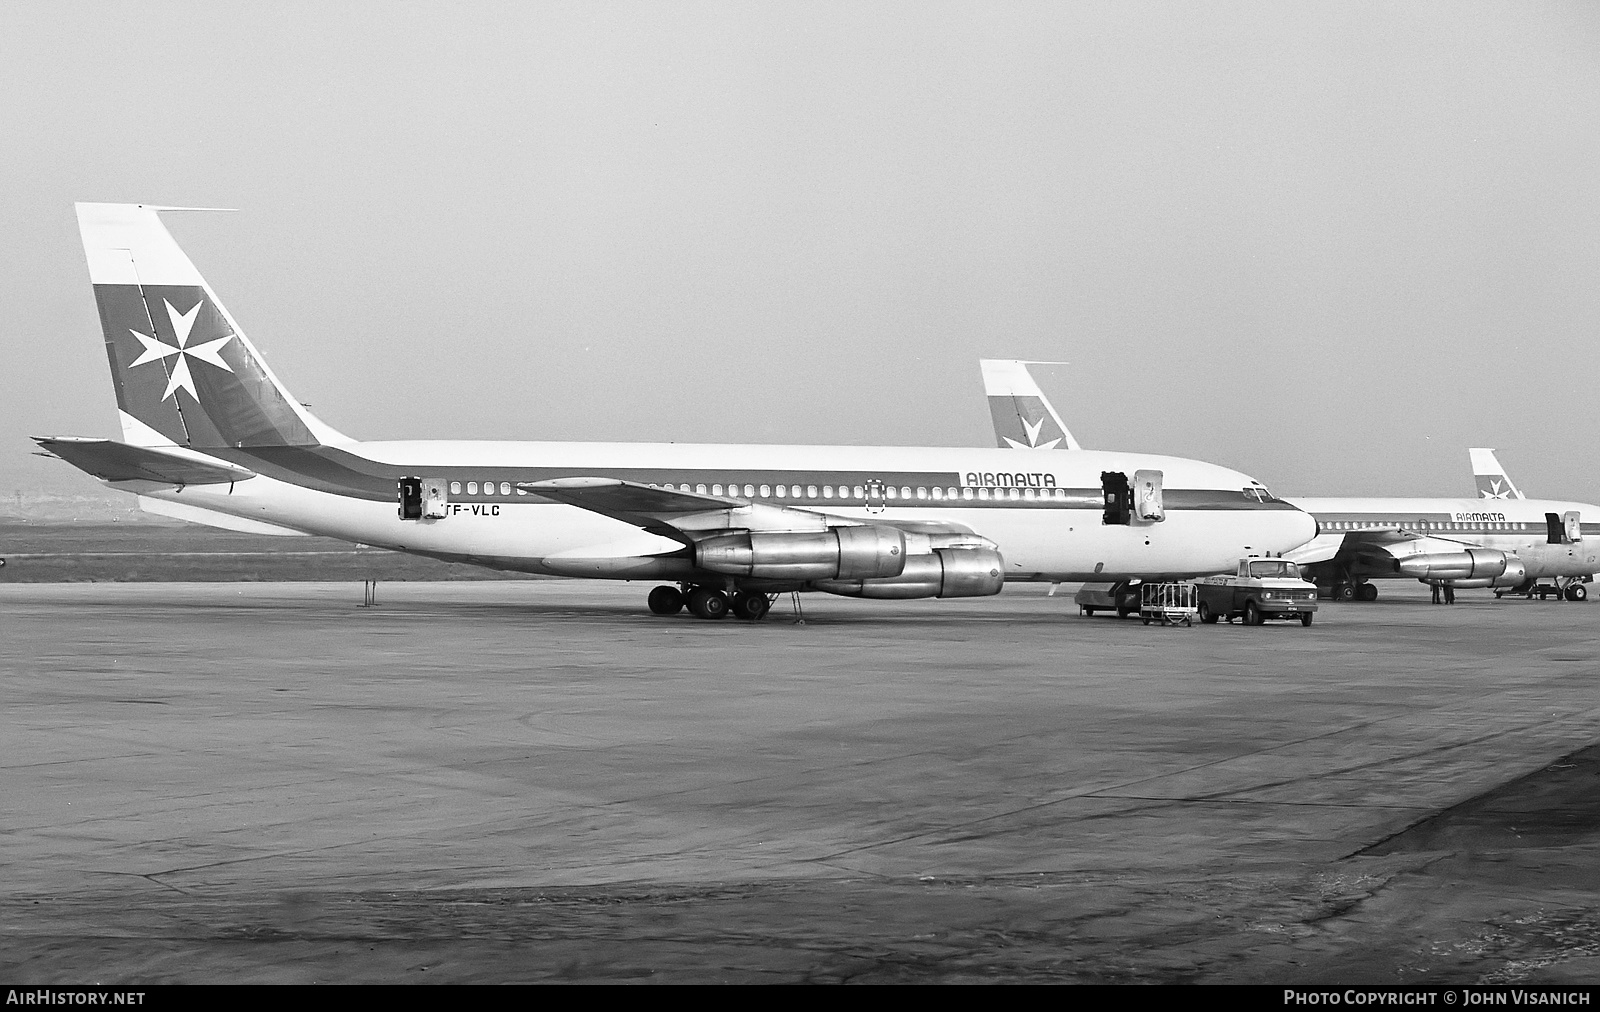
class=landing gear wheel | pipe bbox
[1301,612,1314,627]
[1081,606,1095,616]
[1567,584,1588,602]
[1357,583,1378,602]
[731,591,770,621]
[1334,584,1357,602]
[1197,601,1218,624]
[647,586,684,616]
[1245,601,1264,626]
[686,587,729,620]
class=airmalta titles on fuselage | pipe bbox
[36,204,1316,621]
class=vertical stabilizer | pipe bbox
[76,202,350,449]
[980,359,1081,450]
[1470,447,1525,500]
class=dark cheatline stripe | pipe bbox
[210,447,1301,512]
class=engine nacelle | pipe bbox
[1395,548,1508,581]
[811,547,1005,599]
[1433,557,1528,589]
[696,526,906,581]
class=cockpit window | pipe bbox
[1247,560,1299,579]
[1243,485,1271,502]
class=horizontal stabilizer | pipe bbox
[33,436,256,486]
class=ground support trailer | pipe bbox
[1140,582,1198,626]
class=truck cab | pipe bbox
[1195,558,1319,626]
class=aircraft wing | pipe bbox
[522,478,814,547]
[521,477,983,550]
[33,437,257,486]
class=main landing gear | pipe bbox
[1329,581,1378,602]
[647,584,772,621]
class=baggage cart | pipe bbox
[1139,582,1197,626]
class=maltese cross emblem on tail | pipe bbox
[128,298,235,402]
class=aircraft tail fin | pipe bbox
[1469,447,1525,500]
[75,202,351,450]
[979,359,1081,450]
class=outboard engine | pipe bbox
[1395,548,1509,581]
[812,547,1005,599]
[696,526,906,581]
[1434,556,1527,590]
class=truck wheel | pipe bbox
[1081,606,1095,616]
[1245,601,1264,626]
[1117,607,1134,619]
[1197,601,1218,624]
[1301,612,1314,627]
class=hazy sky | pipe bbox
[5,2,1599,501]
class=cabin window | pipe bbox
[696,484,707,494]
[822,486,834,498]
[852,485,864,499]
[885,487,896,499]
[743,484,753,497]
[450,482,461,495]
[498,482,509,495]
[931,488,944,500]
[962,488,974,500]
[467,482,478,494]
[758,485,768,497]
[712,484,723,495]
[978,488,990,500]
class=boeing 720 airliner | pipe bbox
[34,205,1314,620]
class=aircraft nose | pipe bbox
[1280,506,1318,553]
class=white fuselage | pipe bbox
[131,440,1317,584]
[1287,496,1600,581]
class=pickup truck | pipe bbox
[1194,559,1319,626]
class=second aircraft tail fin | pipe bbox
[1469,447,1525,500]
[979,360,1081,451]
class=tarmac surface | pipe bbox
[4,579,1600,983]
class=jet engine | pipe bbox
[695,526,906,581]
[811,547,1005,599]
[1431,557,1528,590]
[1394,548,1509,581]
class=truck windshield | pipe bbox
[1247,561,1299,579]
